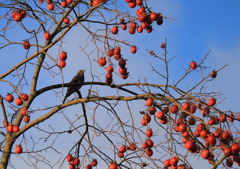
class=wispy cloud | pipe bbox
[205,40,240,111]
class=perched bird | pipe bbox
[62,69,85,103]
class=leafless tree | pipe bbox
[0,1,239,169]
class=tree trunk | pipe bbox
[0,135,14,169]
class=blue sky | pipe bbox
[164,1,240,112]
[0,1,240,168]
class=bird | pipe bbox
[62,69,85,103]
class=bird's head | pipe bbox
[77,69,86,75]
